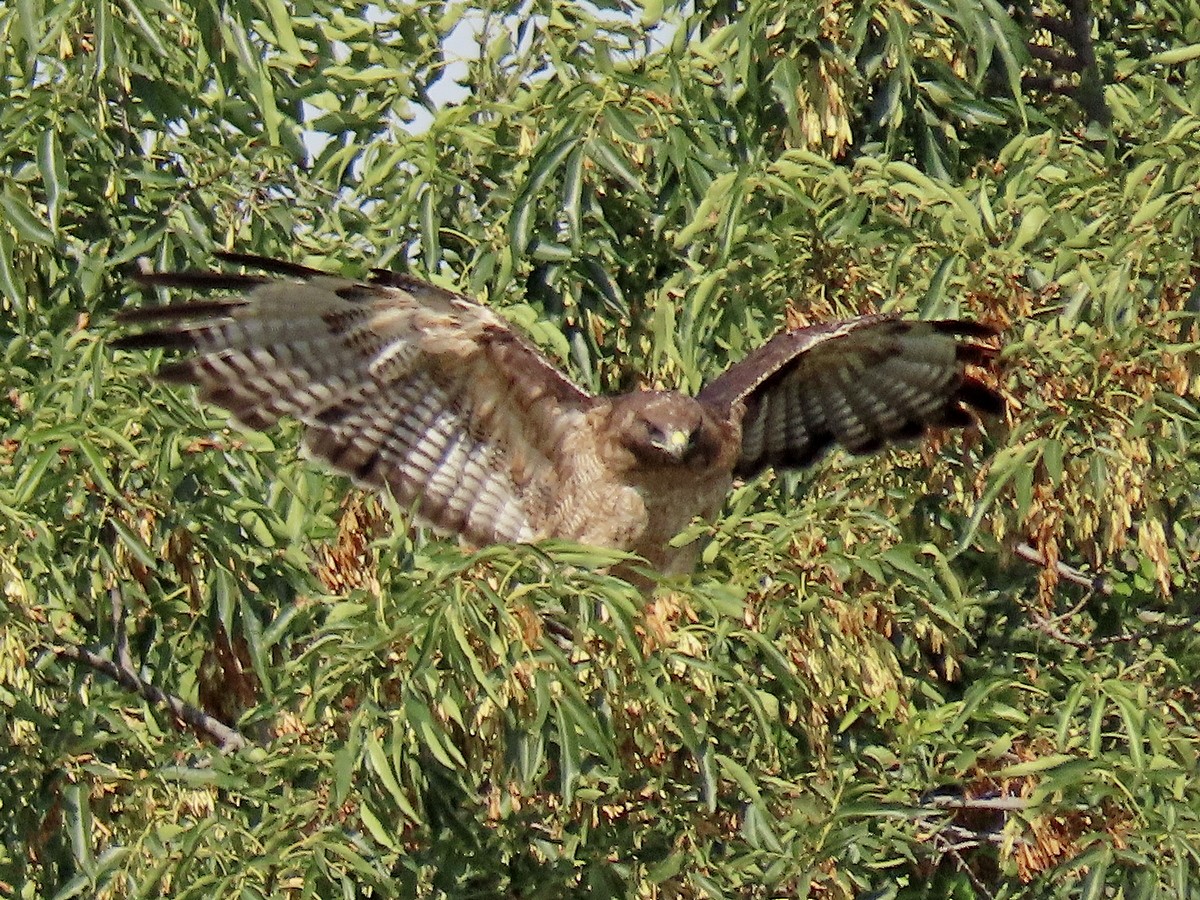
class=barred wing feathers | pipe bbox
[115,253,594,547]
[697,315,1002,477]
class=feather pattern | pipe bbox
[115,255,1003,574]
[116,259,595,547]
[697,316,1002,477]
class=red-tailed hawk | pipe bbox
[115,252,1002,574]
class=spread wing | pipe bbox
[114,252,595,546]
[696,315,1002,477]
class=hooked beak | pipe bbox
[658,429,693,459]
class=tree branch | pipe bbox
[926,794,1031,812]
[1026,0,1111,127]
[55,587,249,752]
[1022,73,1078,97]
[1015,542,1111,594]
[1028,44,1086,72]
[1032,608,1200,649]
[1032,13,1074,42]
[1064,0,1111,127]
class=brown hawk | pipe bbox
[115,252,1003,574]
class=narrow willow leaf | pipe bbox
[14,0,40,62]
[553,701,580,804]
[420,187,439,273]
[408,703,465,770]
[1148,43,1200,65]
[110,518,157,571]
[921,254,958,317]
[603,106,640,145]
[1078,847,1111,900]
[715,753,768,809]
[93,0,111,75]
[263,0,306,61]
[37,129,66,233]
[117,0,169,57]
[561,144,585,249]
[587,136,640,191]
[0,190,56,247]
[1008,207,1046,254]
[13,444,58,506]
[77,437,124,501]
[63,782,94,869]
[1130,192,1172,229]
[359,804,400,851]
[993,753,1075,777]
[366,732,419,821]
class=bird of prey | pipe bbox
[115,252,1003,574]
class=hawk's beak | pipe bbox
[662,429,692,459]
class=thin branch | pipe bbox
[926,795,1031,812]
[57,642,248,752]
[1064,0,1111,126]
[56,587,249,752]
[925,827,1001,900]
[110,586,133,673]
[1033,609,1200,649]
[1064,0,1100,77]
[1015,542,1111,595]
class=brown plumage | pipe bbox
[114,252,1003,574]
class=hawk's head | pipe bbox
[608,391,725,470]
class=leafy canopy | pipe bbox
[2,0,1200,896]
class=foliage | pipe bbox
[2,0,1200,897]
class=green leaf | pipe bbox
[419,186,440,273]
[359,804,400,851]
[37,129,66,233]
[553,700,581,804]
[110,518,157,571]
[514,135,580,255]
[0,189,56,247]
[587,136,641,191]
[561,144,585,248]
[1148,43,1200,65]
[117,0,169,57]
[994,754,1076,777]
[263,0,306,62]
[366,732,419,822]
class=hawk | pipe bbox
[115,252,1003,574]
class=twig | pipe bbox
[56,642,248,752]
[918,793,1032,897]
[926,795,1031,812]
[55,587,249,752]
[110,586,133,673]
[1015,542,1111,595]
[1033,609,1200,648]
[921,822,1003,899]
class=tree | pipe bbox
[2,1,1199,896]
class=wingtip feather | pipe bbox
[115,298,246,325]
[930,319,1002,339]
[132,270,270,292]
[212,251,328,278]
[956,377,1005,417]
